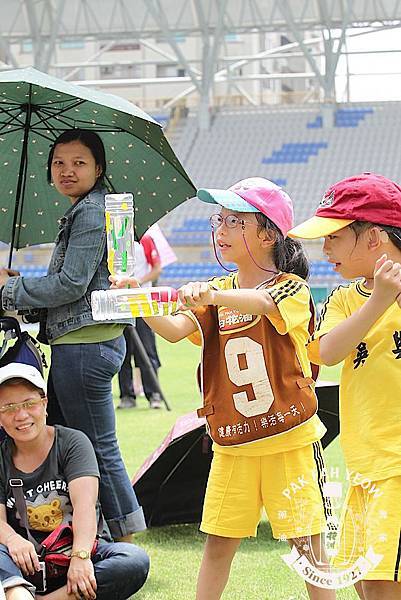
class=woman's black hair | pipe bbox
[255,213,309,279]
[47,129,107,185]
[350,221,401,251]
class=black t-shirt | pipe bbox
[0,425,99,544]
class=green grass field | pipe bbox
[112,338,358,600]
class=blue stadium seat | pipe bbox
[262,141,328,165]
[335,107,373,127]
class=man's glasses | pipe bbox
[209,214,258,229]
[0,397,45,415]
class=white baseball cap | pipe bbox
[0,363,47,394]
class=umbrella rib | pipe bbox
[151,432,205,503]
[18,128,57,144]
[32,112,126,134]
[0,100,28,106]
[0,125,25,137]
[0,104,26,119]
[66,121,126,132]
[319,409,339,417]
[28,99,87,129]
[0,107,26,131]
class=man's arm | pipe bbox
[69,476,98,552]
[68,476,98,599]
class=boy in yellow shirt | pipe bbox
[290,172,401,600]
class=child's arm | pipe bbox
[142,312,197,343]
[179,281,281,318]
[319,255,401,365]
[109,276,198,342]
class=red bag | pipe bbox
[39,523,98,579]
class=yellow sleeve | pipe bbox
[267,280,311,335]
[307,286,347,364]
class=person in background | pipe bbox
[117,236,164,409]
[0,129,146,541]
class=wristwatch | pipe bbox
[71,549,91,559]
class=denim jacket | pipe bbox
[2,186,131,343]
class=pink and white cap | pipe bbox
[197,177,294,237]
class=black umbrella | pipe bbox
[132,382,339,527]
[132,412,212,527]
[316,381,340,448]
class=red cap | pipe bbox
[289,173,401,239]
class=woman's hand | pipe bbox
[0,269,12,287]
[67,557,97,600]
[4,268,20,277]
[371,254,401,309]
[7,533,40,576]
[178,281,215,310]
[109,275,140,289]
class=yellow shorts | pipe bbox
[201,441,330,539]
[332,476,401,581]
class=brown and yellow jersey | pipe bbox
[187,272,326,453]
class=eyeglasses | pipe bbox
[0,397,45,415]
[209,213,258,229]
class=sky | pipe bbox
[336,27,401,102]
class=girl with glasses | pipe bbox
[111,177,334,600]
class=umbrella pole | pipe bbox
[130,325,171,411]
[8,89,33,268]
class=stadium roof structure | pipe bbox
[1,0,401,128]
[2,0,401,40]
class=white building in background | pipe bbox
[1,0,400,127]
[5,31,316,113]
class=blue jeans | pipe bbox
[48,336,146,537]
[0,541,149,598]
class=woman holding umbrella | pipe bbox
[0,129,146,541]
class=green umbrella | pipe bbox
[0,67,195,264]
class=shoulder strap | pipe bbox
[9,468,41,551]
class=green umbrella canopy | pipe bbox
[0,67,195,253]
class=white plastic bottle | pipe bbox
[91,287,180,320]
[105,193,135,275]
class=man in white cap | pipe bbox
[0,363,149,599]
